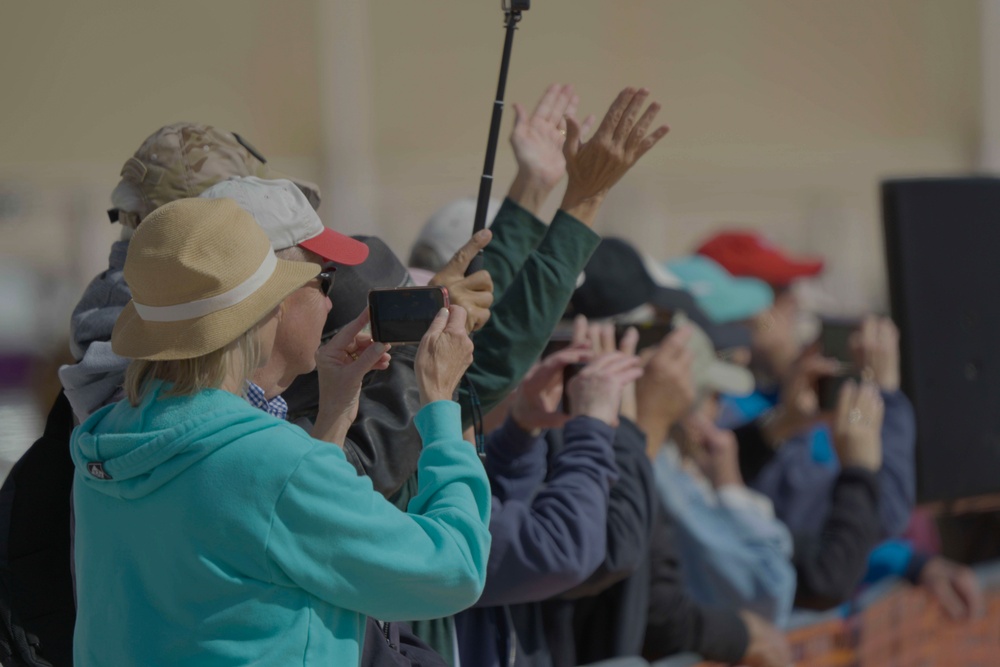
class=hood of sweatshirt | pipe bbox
[70,381,277,499]
[58,240,133,422]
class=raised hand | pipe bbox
[832,380,885,471]
[850,315,901,392]
[585,320,618,354]
[761,351,840,447]
[312,309,392,445]
[685,412,744,489]
[511,345,592,433]
[414,305,475,405]
[635,326,696,455]
[570,317,643,421]
[428,229,494,333]
[565,351,645,427]
[508,84,594,213]
[561,87,670,226]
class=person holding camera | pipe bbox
[641,318,796,628]
[455,326,642,667]
[70,198,492,666]
[627,307,873,665]
[692,233,919,610]
[695,231,916,541]
[661,248,888,612]
[695,231,982,621]
[410,84,670,432]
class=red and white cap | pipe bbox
[200,176,369,265]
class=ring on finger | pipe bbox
[348,351,359,361]
[848,408,862,424]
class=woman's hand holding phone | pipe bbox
[415,306,475,405]
[312,309,392,446]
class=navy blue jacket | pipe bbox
[737,389,916,538]
[455,415,618,667]
[543,417,660,667]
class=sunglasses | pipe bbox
[317,264,337,298]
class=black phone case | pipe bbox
[368,287,448,345]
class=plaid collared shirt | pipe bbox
[245,381,288,421]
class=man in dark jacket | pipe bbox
[538,238,793,667]
[455,345,641,667]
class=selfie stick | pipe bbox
[466,6,525,276]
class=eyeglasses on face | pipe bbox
[317,264,337,298]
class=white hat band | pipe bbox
[133,249,279,322]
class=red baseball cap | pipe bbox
[696,230,824,288]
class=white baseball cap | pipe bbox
[200,176,369,265]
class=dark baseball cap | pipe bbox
[324,235,411,337]
[570,238,751,350]
[282,235,411,419]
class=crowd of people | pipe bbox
[4,83,987,666]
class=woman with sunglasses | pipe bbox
[70,197,491,666]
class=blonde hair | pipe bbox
[124,324,264,406]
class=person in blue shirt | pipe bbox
[642,316,796,627]
[695,230,916,540]
[667,249,891,611]
[691,232,987,615]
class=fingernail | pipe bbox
[475,229,489,240]
[438,308,449,317]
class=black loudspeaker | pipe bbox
[882,177,1000,504]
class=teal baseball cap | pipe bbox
[665,255,774,324]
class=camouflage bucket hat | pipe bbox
[109,122,321,227]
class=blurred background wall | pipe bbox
[0,0,985,423]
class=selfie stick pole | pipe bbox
[466,9,523,275]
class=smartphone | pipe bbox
[562,362,586,414]
[818,318,859,363]
[615,321,674,354]
[368,286,449,344]
[542,335,573,359]
[816,318,861,411]
[541,320,577,359]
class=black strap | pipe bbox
[462,376,486,457]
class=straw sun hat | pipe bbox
[111,197,319,360]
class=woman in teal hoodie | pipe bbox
[69,197,491,666]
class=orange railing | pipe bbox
[672,561,1000,667]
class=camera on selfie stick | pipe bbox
[465,0,531,276]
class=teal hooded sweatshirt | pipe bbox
[70,381,491,666]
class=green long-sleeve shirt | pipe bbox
[458,198,600,425]
[411,199,600,664]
